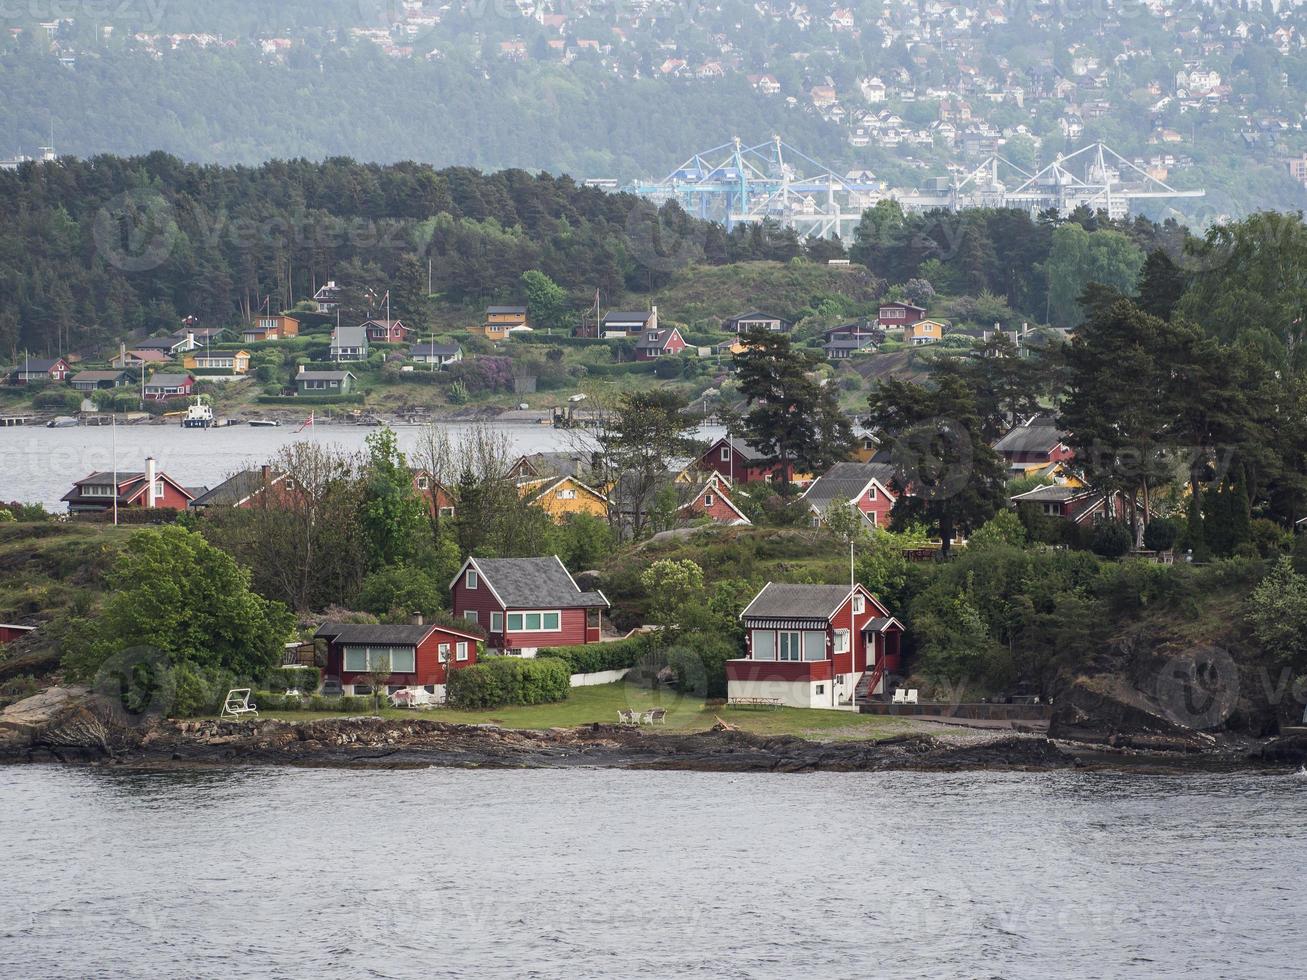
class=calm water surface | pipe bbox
[1,766,1304,979]
[1,423,726,510]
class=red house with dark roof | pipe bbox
[450,556,609,655]
[61,457,194,514]
[316,619,483,699]
[362,319,410,343]
[634,327,687,360]
[696,436,804,485]
[726,583,904,709]
[877,302,927,329]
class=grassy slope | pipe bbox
[646,261,882,326]
[0,522,132,625]
[250,681,914,741]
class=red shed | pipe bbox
[316,620,483,698]
[450,556,609,655]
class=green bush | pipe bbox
[1091,521,1133,558]
[170,662,237,717]
[537,634,652,674]
[341,695,374,712]
[665,632,740,699]
[1143,517,1180,552]
[446,657,570,708]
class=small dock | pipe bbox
[0,415,34,427]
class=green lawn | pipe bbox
[250,681,913,742]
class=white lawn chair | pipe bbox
[905,689,919,705]
[647,708,668,725]
[618,709,636,725]
[891,689,907,705]
[221,689,258,720]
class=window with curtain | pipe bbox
[752,630,776,660]
[834,630,850,654]
[778,631,802,661]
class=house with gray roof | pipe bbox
[728,582,904,709]
[296,367,356,395]
[450,555,610,654]
[799,461,899,528]
[330,325,370,362]
[316,617,486,700]
[993,419,1074,472]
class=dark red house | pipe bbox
[726,583,904,709]
[362,319,410,343]
[61,457,194,514]
[450,556,609,655]
[799,461,898,528]
[877,302,927,329]
[634,327,687,360]
[696,436,802,485]
[993,420,1075,474]
[316,620,483,698]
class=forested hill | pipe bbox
[0,45,840,180]
[0,151,1208,361]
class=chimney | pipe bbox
[410,612,424,626]
[1022,321,1030,334]
[145,456,157,508]
[298,363,306,374]
[650,305,658,331]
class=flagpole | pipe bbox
[111,411,119,527]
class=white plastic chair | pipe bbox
[221,689,258,720]
[905,689,919,705]
[891,689,907,705]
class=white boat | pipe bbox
[181,396,215,429]
[247,419,280,428]
[46,416,79,428]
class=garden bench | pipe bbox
[220,689,258,721]
[728,697,783,710]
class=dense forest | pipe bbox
[0,152,1198,360]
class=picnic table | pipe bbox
[728,697,783,710]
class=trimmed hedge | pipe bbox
[445,657,570,708]
[537,634,653,675]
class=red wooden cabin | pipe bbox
[450,556,609,655]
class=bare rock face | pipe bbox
[0,687,91,749]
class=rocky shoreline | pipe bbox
[2,689,1304,773]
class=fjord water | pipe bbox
[2,767,1303,978]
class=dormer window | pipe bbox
[720,447,731,462]
[466,569,478,590]
[852,595,865,615]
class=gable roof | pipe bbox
[62,470,194,505]
[298,370,355,382]
[409,341,462,357]
[741,583,860,621]
[634,327,681,351]
[707,436,773,462]
[486,305,527,315]
[509,452,593,480]
[20,357,67,372]
[188,468,285,509]
[144,373,192,387]
[454,556,609,609]
[119,349,170,362]
[994,424,1070,456]
[520,475,609,505]
[70,370,128,383]
[331,326,369,347]
[800,461,898,510]
[602,310,654,324]
[314,621,481,646]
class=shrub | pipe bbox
[446,657,570,708]
[340,695,374,712]
[357,565,445,619]
[170,662,237,717]
[665,632,740,699]
[537,634,653,675]
[1091,521,1133,558]
[1143,516,1180,552]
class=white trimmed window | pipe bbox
[506,611,561,632]
[438,643,450,663]
[834,629,850,654]
[704,494,714,507]
[456,642,469,662]
[752,630,776,660]
[557,489,577,500]
[465,611,478,625]
[852,595,865,614]
[720,447,731,461]
[490,612,503,633]
[778,631,802,662]
[465,569,478,590]
[867,485,877,500]
[343,645,416,673]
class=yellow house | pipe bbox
[907,319,946,345]
[518,475,609,522]
[183,349,252,374]
[475,305,528,341]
